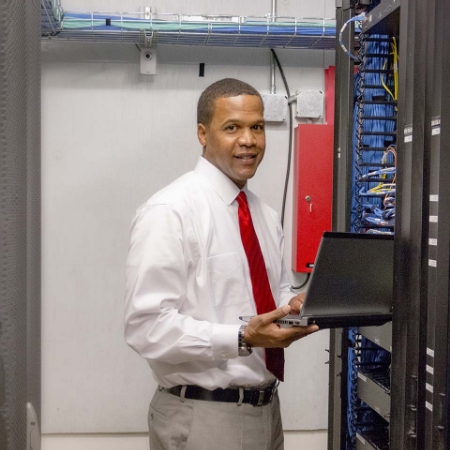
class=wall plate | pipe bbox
[262,94,287,122]
[140,47,157,75]
[296,90,324,119]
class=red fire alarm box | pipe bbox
[292,124,334,273]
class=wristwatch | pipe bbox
[238,325,253,357]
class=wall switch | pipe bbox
[262,94,287,122]
[295,90,324,119]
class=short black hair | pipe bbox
[197,78,263,125]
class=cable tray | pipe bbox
[41,0,337,50]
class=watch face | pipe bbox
[238,326,252,356]
[239,346,252,357]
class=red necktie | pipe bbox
[236,191,284,381]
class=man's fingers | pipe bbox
[285,323,319,336]
[252,305,291,325]
[288,293,306,314]
[297,324,319,335]
[271,324,319,347]
[246,308,319,348]
[259,305,292,323]
[284,324,320,343]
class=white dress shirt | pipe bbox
[124,156,293,389]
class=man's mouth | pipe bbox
[235,154,257,160]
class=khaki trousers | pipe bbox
[148,387,284,450]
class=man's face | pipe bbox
[197,95,266,189]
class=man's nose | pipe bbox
[238,128,257,146]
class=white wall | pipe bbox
[40,0,336,444]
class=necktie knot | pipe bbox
[237,192,251,226]
[236,191,248,208]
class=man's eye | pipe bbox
[227,125,237,131]
[252,125,264,131]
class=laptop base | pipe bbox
[275,313,392,329]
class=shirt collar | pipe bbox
[194,156,247,206]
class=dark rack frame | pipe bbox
[329,1,356,449]
[330,0,450,448]
[425,0,449,448]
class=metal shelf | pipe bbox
[356,433,378,450]
[357,371,391,422]
[356,430,390,450]
[362,0,401,35]
[40,0,337,49]
[359,322,392,352]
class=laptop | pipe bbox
[240,231,394,329]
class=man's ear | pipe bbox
[197,123,207,147]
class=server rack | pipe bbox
[329,0,450,448]
[331,1,399,448]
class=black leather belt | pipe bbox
[164,382,278,407]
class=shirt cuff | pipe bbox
[210,323,241,360]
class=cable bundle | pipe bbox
[347,327,359,449]
[347,327,391,450]
[351,33,397,234]
[345,29,398,450]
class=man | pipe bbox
[125,78,318,450]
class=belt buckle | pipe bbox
[250,381,279,407]
[250,389,266,407]
[268,380,279,403]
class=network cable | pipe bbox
[348,31,397,449]
[339,14,365,62]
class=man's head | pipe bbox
[197,79,266,189]
[197,78,263,126]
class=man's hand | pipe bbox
[244,305,319,349]
[288,292,306,315]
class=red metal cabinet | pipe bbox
[292,124,334,272]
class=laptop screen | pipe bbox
[302,232,394,318]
